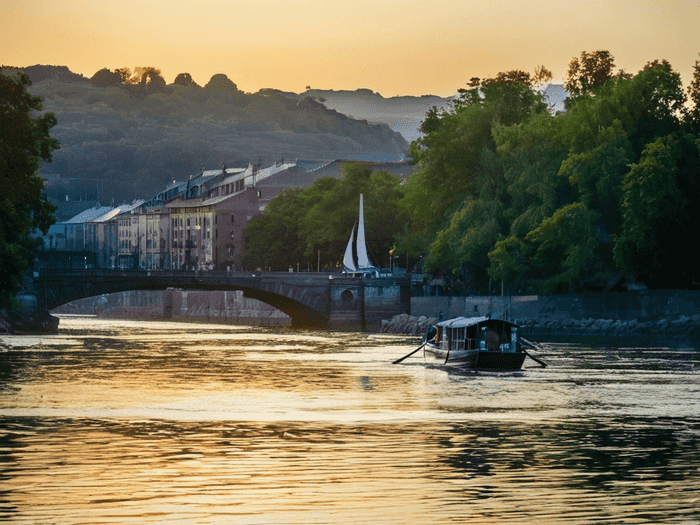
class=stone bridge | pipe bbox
[37,269,410,331]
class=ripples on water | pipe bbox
[1,316,699,524]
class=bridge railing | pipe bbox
[36,268,354,282]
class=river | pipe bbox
[1,316,699,524]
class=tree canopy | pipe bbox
[243,163,405,271]
[244,52,700,293]
[396,51,700,293]
[0,70,58,307]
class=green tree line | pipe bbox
[243,163,405,272]
[246,51,700,293]
[0,70,58,307]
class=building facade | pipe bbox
[41,159,416,271]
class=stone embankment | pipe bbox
[518,315,700,345]
[381,314,438,335]
[380,313,700,347]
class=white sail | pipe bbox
[356,194,377,270]
[343,221,357,272]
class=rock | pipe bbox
[0,308,59,335]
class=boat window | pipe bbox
[453,326,466,351]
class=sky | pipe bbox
[3,0,699,97]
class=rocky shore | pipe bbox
[380,313,700,347]
[381,314,438,335]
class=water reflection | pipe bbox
[1,317,699,523]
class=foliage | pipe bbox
[564,50,618,99]
[399,67,550,272]
[686,54,700,130]
[401,50,700,292]
[243,163,404,271]
[0,70,58,307]
[614,132,700,286]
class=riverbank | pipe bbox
[0,308,59,335]
[379,313,700,348]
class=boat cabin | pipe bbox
[431,316,519,353]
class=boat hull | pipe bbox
[424,344,526,371]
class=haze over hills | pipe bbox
[302,85,567,142]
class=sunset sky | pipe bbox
[3,0,699,97]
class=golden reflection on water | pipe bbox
[1,316,699,524]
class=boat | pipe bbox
[422,316,527,370]
[342,194,380,277]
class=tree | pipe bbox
[399,67,550,266]
[564,50,617,100]
[0,70,59,307]
[90,68,121,88]
[139,67,166,91]
[205,74,238,93]
[173,72,200,88]
[686,53,700,129]
[614,132,700,286]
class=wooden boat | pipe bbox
[423,316,527,370]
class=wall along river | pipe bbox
[1,316,699,524]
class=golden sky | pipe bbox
[2,0,699,97]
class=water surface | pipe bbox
[1,316,699,523]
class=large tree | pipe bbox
[400,68,550,272]
[0,70,58,307]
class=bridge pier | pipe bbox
[327,277,410,331]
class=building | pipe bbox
[42,158,417,271]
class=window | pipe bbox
[231,215,235,224]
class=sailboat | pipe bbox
[343,194,380,277]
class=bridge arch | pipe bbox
[37,269,409,331]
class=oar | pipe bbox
[520,338,548,368]
[521,337,539,349]
[522,348,547,367]
[393,342,426,364]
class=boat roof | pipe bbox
[437,316,518,328]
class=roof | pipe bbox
[437,316,517,328]
[51,200,100,222]
[65,205,115,224]
[201,167,246,178]
[92,200,145,222]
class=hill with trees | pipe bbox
[5,65,409,203]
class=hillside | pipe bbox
[6,65,409,203]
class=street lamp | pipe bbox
[195,223,202,271]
